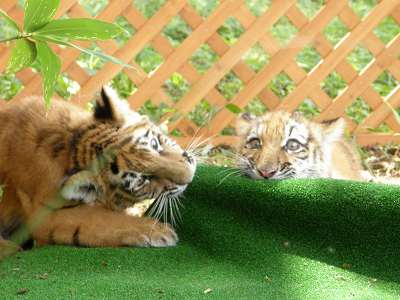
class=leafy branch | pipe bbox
[0,0,134,106]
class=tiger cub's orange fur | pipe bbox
[0,86,196,254]
[235,111,365,180]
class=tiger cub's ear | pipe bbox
[94,86,130,124]
[321,117,346,142]
[235,112,255,136]
[95,85,143,126]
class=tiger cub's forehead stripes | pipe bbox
[283,119,309,147]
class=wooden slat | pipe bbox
[279,0,398,112]
[127,1,244,107]
[170,0,296,130]
[71,0,188,105]
[317,36,400,122]
[203,0,348,135]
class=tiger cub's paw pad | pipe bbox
[149,223,178,247]
[0,240,21,260]
[121,222,178,248]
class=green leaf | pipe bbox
[34,19,123,40]
[225,103,242,114]
[6,39,37,74]
[0,8,20,31]
[33,35,136,70]
[35,41,61,107]
[24,0,60,32]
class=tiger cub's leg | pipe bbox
[32,205,177,247]
[60,171,105,204]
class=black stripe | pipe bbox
[288,125,295,137]
[52,139,66,158]
[48,229,55,245]
[70,129,84,169]
[72,226,81,246]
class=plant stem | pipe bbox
[0,33,32,43]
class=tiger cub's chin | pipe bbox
[234,111,366,181]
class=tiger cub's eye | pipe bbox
[286,139,301,151]
[246,137,261,149]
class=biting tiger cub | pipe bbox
[235,111,366,180]
[0,86,196,253]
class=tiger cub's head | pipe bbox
[234,111,345,179]
[92,86,196,202]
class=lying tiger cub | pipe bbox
[234,111,366,180]
[0,86,196,254]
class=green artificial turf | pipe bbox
[1,166,400,299]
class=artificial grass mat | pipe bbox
[1,166,400,299]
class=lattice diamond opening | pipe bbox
[217,17,245,46]
[245,0,271,17]
[269,72,295,99]
[296,45,322,73]
[163,72,190,102]
[162,16,192,47]
[244,98,268,116]
[347,45,374,73]
[345,97,372,125]
[296,0,325,19]
[271,16,298,46]
[0,74,22,100]
[76,43,106,75]
[188,99,218,127]
[79,0,109,17]
[135,45,164,74]
[190,44,219,74]
[375,122,394,133]
[111,72,137,98]
[55,73,80,100]
[321,71,348,99]
[139,100,175,124]
[114,16,136,46]
[372,70,400,98]
[188,0,220,18]
[221,125,236,136]
[133,0,166,18]
[243,43,270,73]
[349,0,378,19]
[216,72,244,101]
[373,16,400,45]
[323,17,350,46]
[296,99,320,118]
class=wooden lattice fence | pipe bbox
[1,0,400,147]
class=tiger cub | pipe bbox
[234,111,365,180]
[0,85,196,252]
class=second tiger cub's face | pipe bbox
[235,111,345,180]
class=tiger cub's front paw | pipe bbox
[120,219,178,248]
[0,239,21,261]
[61,171,104,204]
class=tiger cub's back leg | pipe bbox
[32,205,177,248]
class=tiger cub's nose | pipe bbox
[258,168,277,179]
